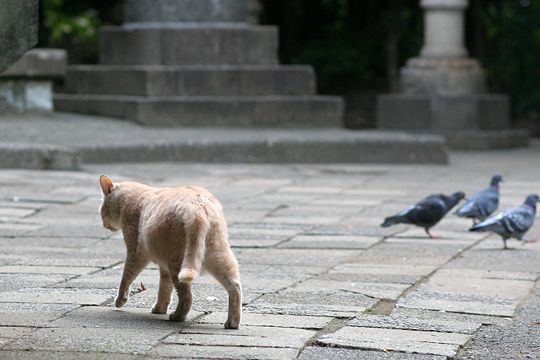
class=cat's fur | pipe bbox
[99,175,242,329]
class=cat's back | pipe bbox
[143,185,222,217]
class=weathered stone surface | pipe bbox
[318,326,471,357]
[0,0,38,73]
[63,65,316,96]
[124,0,249,24]
[0,143,80,170]
[198,311,333,329]
[349,314,482,334]
[294,279,409,300]
[298,347,447,360]
[278,235,379,249]
[150,344,299,359]
[248,289,377,317]
[1,49,67,78]
[99,26,278,66]
[0,113,449,165]
[4,327,173,354]
[0,287,115,305]
[163,324,315,348]
[0,303,79,327]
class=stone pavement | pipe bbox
[0,143,539,359]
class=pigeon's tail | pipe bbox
[469,217,497,232]
[381,216,404,228]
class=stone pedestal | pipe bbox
[55,0,343,127]
[0,49,67,112]
[377,0,528,149]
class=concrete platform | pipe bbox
[0,112,448,169]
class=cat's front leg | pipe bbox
[116,252,148,308]
[151,267,173,314]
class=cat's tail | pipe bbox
[179,212,210,283]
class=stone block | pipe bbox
[99,26,278,65]
[0,0,38,73]
[1,48,67,78]
[378,94,511,131]
[124,0,249,24]
[0,143,80,170]
[378,95,431,129]
[150,344,299,359]
[63,65,316,96]
[445,128,529,150]
[55,94,344,128]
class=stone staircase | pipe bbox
[49,0,447,165]
[54,0,343,128]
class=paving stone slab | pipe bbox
[198,311,333,329]
[0,273,72,291]
[0,287,115,305]
[349,314,482,334]
[235,248,361,267]
[0,351,137,360]
[298,347,447,360]
[397,291,518,317]
[248,289,377,317]
[163,324,315,349]
[0,265,100,275]
[392,307,513,326]
[318,326,470,357]
[4,327,173,354]
[50,306,202,330]
[278,235,379,249]
[0,223,43,237]
[150,344,299,359]
[294,279,410,300]
[0,303,79,327]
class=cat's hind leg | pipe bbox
[116,252,148,308]
[168,263,193,322]
[152,266,173,314]
[205,249,242,329]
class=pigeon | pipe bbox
[469,194,539,250]
[455,174,503,224]
[381,192,466,238]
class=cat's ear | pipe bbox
[99,175,114,195]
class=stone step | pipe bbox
[53,94,344,127]
[63,65,316,96]
[0,113,449,165]
[99,25,278,65]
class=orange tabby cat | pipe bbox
[99,175,242,329]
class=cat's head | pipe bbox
[99,175,121,232]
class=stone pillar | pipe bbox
[377,0,528,149]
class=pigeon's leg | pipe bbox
[522,239,538,245]
[425,228,441,239]
[502,238,509,250]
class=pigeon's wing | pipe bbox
[456,189,498,218]
[499,206,535,238]
[473,206,534,238]
[404,197,447,226]
[478,190,499,218]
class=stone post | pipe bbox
[377,0,528,149]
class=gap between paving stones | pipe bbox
[307,231,491,356]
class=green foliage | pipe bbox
[480,1,540,117]
[41,0,100,47]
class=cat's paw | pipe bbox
[168,312,186,322]
[151,303,169,314]
[224,319,240,329]
[114,295,128,308]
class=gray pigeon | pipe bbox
[469,194,539,249]
[381,192,466,238]
[455,174,503,224]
